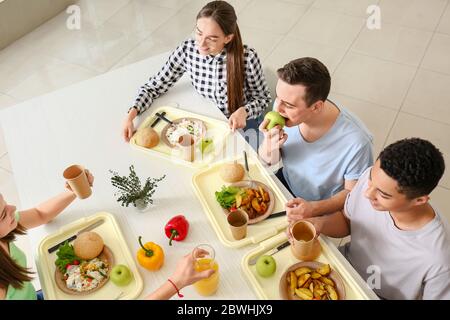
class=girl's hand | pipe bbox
[228,107,248,132]
[123,107,138,142]
[65,169,94,191]
[122,119,135,142]
[169,248,215,289]
[85,169,94,186]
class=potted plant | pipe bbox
[110,165,166,211]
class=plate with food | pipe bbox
[54,231,114,295]
[279,261,346,300]
[215,180,275,224]
[160,117,207,148]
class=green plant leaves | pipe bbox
[109,165,166,208]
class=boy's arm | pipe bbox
[287,177,359,222]
[308,210,351,239]
[307,179,358,217]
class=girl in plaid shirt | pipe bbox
[123,1,271,142]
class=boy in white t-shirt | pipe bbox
[288,138,450,299]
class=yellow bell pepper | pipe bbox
[137,236,164,271]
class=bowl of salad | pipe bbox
[54,241,114,295]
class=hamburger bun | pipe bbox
[136,127,159,148]
[74,231,104,260]
[220,162,245,182]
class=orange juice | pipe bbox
[193,258,219,296]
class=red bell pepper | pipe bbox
[165,215,189,246]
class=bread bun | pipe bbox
[136,127,159,148]
[74,231,104,260]
[220,162,245,182]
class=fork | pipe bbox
[150,111,166,128]
[243,151,256,189]
[155,112,174,125]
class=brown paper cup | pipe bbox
[63,165,92,199]
[227,209,248,240]
[289,220,320,260]
[177,134,195,162]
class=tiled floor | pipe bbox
[1,0,450,291]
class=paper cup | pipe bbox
[227,209,248,240]
[63,165,92,199]
[177,134,195,162]
[289,220,320,261]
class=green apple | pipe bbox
[264,111,286,130]
[256,255,277,277]
[200,138,214,154]
[110,264,133,286]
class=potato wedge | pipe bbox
[319,276,335,287]
[260,202,267,213]
[285,264,342,300]
[302,278,312,289]
[325,285,338,300]
[289,272,297,296]
[251,198,262,212]
[297,273,311,288]
[313,288,326,299]
[295,288,313,300]
[235,194,242,208]
[313,280,324,290]
[316,264,331,276]
[262,190,270,202]
[294,267,312,277]
[258,186,265,197]
[246,189,255,197]
[241,194,250,206]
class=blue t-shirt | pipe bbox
[282,104,373,201]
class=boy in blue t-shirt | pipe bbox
[259,57,373,218]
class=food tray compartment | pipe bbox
[241,232,378,300]
[130,106,230,168]
[192,154,289,248]
[35,212,144,300]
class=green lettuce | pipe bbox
[55,241,80,273]
[215,185,241,209]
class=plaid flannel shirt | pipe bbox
[131,39,271,119]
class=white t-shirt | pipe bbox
[342,167,450,300]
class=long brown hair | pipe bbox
[1,224,34,290]
[197,1,244,115]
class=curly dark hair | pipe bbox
[379,138,445,199]
[277,57,331,107]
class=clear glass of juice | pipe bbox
[192,244,219,296]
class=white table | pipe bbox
[0,52,376,300]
